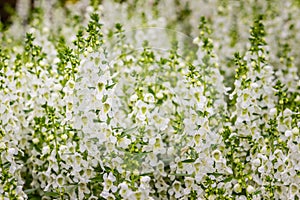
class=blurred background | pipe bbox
[1,0,299,74]
[0,0,78,26]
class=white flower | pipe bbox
[184,177,194,191]
[119,182,133,198]
[56,175,65,187]
[103,172,117,191]
[193,37,200,44]
[144,93,155,103]
[252,158,261,167]
[246,185,255,194]
[156,91,164,99]
[130,94,138,102]
[31,138,40,146]
[8,148,17,155]
[172,180,182,198]
[149,136,166,155]
[140,176,151,184]
[269,107,277,117]
[135,100,150,121]
[157,160,167,176]
[9,164,17,174]
[6,148,17,162]
[117,137,131,148]
[212,150,222,162]
[285,130,292,137]
[61,134,68,140]
[233,183,242,193]
[109,135,117,144]
[292,127,299,135]
[289,183,298,196]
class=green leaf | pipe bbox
[181,159,196,163]
[254,190,262,195]
[170,173,193,177]
[124,126,137,133]
[24,188,37,194]
[23,108,34,114]
[44,192,59,198]
[106,83,116,89]
[140,172,153,176]
[102,94,108,103]
[223,176,233,183]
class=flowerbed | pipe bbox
[0,0,299,199]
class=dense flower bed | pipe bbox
[0,0,299,199]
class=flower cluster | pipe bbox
[0,0,299,199]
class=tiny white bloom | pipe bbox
[0,142,6,150]
[285,130,292,137]
[269,107,277,116]
[130,94,138,102]
[246,185,255,194]
[156,91,164,99]
[32,138,40,144]
[8,148,17,155]
[144,93,155,103]
[233,183,242,193]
